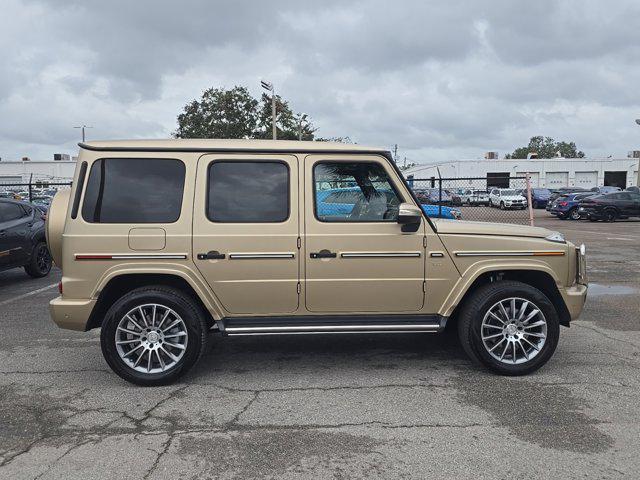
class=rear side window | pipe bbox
[0,203,27,222]
[82,158,185,223]
[207,161,289,222]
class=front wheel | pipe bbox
[499,201,505,210]
[569,208,581,220]
[604,210,617,222]
[100,286,208,386]
[457,280,560,375]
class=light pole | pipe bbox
[74,125,93,142]
[297,113,308,141]
[635,119,640,186]
[261,80,276,140]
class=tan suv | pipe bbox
[47,140,588,385]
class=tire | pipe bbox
[24,241,52,278]
[532,201,538,209]
[604,210,617,222]
[568,208,581,220]
[457,280,560,376]
[499,201,505,210]
[100,286,208,386]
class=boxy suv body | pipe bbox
[47,140,588,385]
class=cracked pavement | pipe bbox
[0,216,639,479]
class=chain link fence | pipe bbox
[0,175,72,205]
[407,176,534,225]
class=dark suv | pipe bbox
[578,192,640,222]
[0,199,52,277]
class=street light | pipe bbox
[74,125,93,142]
[297,113,308,141]
[261,80,276,140]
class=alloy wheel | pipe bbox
[480,297,547,365]
[36,244,51,272]
[115,303,188,374]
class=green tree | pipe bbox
[174,86,259,139]
[506,136,585,159]
[174,86,319,141]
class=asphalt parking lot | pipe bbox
[0,213,638,479]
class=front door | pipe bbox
[304,155,425,313]
[0,202,31,267]
[192,155,300,315]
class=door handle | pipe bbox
[197,250,226,260]
[310,249,337,259]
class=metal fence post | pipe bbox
[526,172,534,226]
[438,178,442,218]
[28,173,33,202]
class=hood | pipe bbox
[432,219,552,238]
[500,195,526,201]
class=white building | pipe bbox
[0,158,76,188]
[404,157,640,189]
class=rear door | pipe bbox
[303,155,425,313]
[192,155,300,315]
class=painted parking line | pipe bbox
[0,283,58,307]
[607,237,636,241]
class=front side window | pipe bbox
[207,161,289,222]
[82,158,185,223]
[314,162,401,222]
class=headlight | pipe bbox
[545,232,566,244]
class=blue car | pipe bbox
[316,188,462,220]
[516,188,552,208]
[547,192,595,220]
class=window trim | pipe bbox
[312,160,405,223]
[205,159,291,224]
[81,157,186,224]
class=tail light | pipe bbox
[58,281,63,295]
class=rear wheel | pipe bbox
[100,286,208,386]
[24,241,52,278]
[457,281,560,375]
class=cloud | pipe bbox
[1,0,639,162]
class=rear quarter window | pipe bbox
[81,158,185,223]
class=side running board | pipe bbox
[218,315,447,336]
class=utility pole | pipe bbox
[74,125,93,142]
[297,113,308,141]
[261,80,277,140]
[635,119,640,186]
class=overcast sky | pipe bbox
[2,0,640,163]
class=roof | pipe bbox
[79,139,389,155]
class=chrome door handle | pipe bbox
[310,249,336,259]
[197,250,225,260]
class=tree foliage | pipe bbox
[506,136,585,159]
[174,86,317,140]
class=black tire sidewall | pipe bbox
[461,282,560,375]
[100,287,206,386]
[25,241,52,277]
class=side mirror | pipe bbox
[397,202,422,225]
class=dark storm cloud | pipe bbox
[1,0,640,160]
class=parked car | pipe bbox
[547,192,595,220]
[625,186,639,193]
[445,189,463,206]
[488,188,528,209]
[413,188,453,205]
[578,191,640,222]
[0,199,52,277]
[421,204,462,220]
[590,186,622,195]
[31,195,53,207]
[316,188,461,220]
[548,187,586,204]
[47,139,587,385]
[458,188,490,206]
[528,188,552,208]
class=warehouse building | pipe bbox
[0,155,76,187]
[404,157,640,189]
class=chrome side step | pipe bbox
[219,315,446,336]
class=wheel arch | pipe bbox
[86,273,218,331]
[443,268,571,328]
